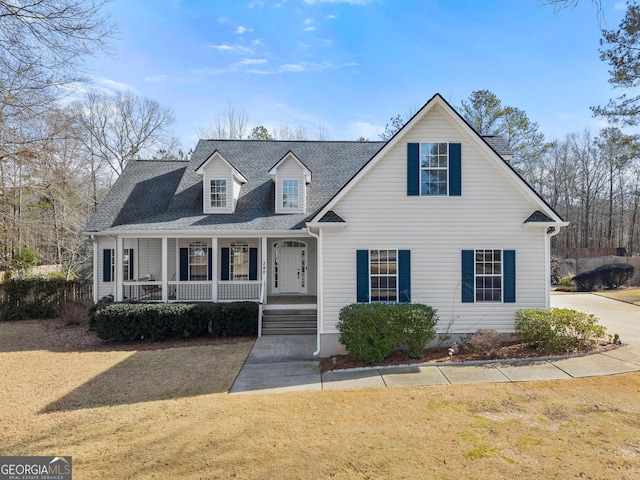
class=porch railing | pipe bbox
[122,280,262,302]
[218,281,262,301]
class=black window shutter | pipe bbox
[461,250,474,303]
[179,248,188,281]
[449,143,461,196]
[503,250,516,303]
[356,250,369,302]
[103,249,112,283]
[407,143,420,196]
[398,250,411,303]
[207,248,213,281]
[221,248,230,281]
[249,248,258,281]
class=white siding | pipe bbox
[321,105,549,336]
[96,236,115,299]
[137,238,163,280]
[275,157,306,214]
[202,160,234,214]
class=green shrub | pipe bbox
[395,304,438,358]
[93,302,258,342]
[464,329,502,359]
[515,308,606,354]
[337,303,438,363]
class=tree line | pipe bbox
[2,0,640,279]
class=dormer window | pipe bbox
[210,179,227,208]
[195,150,247,214]
[269,151,311,214]
[282,180,299,209]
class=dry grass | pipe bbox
[2,321,640,479]
[595,286,640,305]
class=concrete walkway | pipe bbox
[229,294,640,394]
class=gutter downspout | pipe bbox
[306,225,322,357]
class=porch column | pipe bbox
[211,237,218,302]
[92,240,98,303]
[161,237,168,302]
[115,236,124,301]
[261,236,268,304]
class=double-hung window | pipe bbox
[357,249,410,303]
[370,249,398,302]
[210,179,227,208]
[230,242,249,281]
[475,249,502,302]
[282,180,299,208]
[189,242,208,281]
[462,249,515,303]
[420,143,448,195]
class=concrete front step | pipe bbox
[262,309,317,335]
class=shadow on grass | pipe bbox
[39,342,253,413]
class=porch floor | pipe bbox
[267,295,317,305]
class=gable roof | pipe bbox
[194,149,248,183]
[311,93,565,225]
[85,140,384,234]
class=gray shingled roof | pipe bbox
[482,135,513,158]
[85,140,385,233]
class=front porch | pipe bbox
[96,235,317,306]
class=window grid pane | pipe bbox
[189,242,208,281]
[420,142,448,196]
[230,242,249,281]
[370,249,398,302]
[210,180,227,208]
[282,180,299,208]
[475,249,502,302]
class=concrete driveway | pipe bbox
[551,293,640,345]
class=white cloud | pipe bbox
[327,14,337,19]
[236,25,253,34]
[614,2,626,11]
[236,58,268,65]
[209,44,254,54]
[217,17,230,24]
[248,0,265,7]
[304,18,313,24]
[96,77,135,92]
[210,44,235,51]
[304,26,316,31]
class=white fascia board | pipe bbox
[94,229,312,238]
[523,221,570,229]
[305,222,346,230]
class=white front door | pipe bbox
[273,241,307,294]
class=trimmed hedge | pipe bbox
[515,308,606,353]
[93,302,258,342]
[337,303,438,364]
[573,263,635,292]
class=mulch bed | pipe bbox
[319,341,621,373]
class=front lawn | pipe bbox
[594,286,640,306]
[2,320,640,478]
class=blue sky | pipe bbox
[85,0,627,148]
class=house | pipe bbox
[84,93,567,356]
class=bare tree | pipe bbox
[74,89,177,176]
[198,102,249,139]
